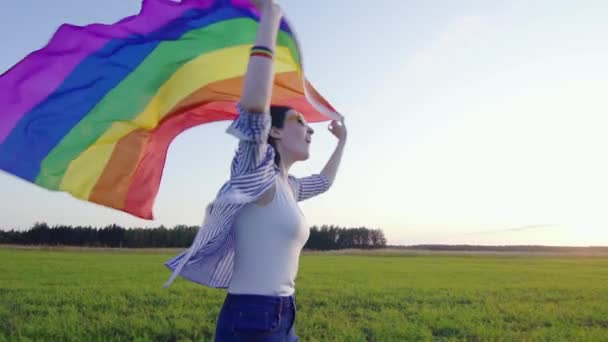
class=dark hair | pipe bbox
[268,105,292,165]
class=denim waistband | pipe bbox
[225,293,296,309]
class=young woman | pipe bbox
[165,0,346,340]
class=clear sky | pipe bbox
[1,0,607,246]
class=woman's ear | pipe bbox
[269,126,282,140]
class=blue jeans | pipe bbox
[214,293,299,341]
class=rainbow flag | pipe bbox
[0,0,338,219]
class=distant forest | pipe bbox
[0,223,387,250]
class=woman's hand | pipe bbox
[251,0,282,16]
[328,119,347,142]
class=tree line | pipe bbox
[0,223,386,250]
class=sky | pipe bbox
[1,0,607,246]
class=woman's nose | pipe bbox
[308,126,314,135]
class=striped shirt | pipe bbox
[164,104,331,288]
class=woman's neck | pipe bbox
[277,156,294,180]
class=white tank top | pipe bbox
[228,176,309,296]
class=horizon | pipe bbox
[2,222,608,248]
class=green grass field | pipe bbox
[1,247,608,341]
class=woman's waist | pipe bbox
[224,292,296,309]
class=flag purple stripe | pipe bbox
[0,0,215,144]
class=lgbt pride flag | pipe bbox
[0,0,338,219]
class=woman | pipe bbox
[165,0,346,340]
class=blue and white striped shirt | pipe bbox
[164,104,331,288]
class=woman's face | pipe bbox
[274,109,314,161]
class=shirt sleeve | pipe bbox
[288,174,331,202]
[226,103,274,177]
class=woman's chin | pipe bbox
[296,151,310,161]
[286,147,310,162]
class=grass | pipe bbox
[1,247,608,341]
